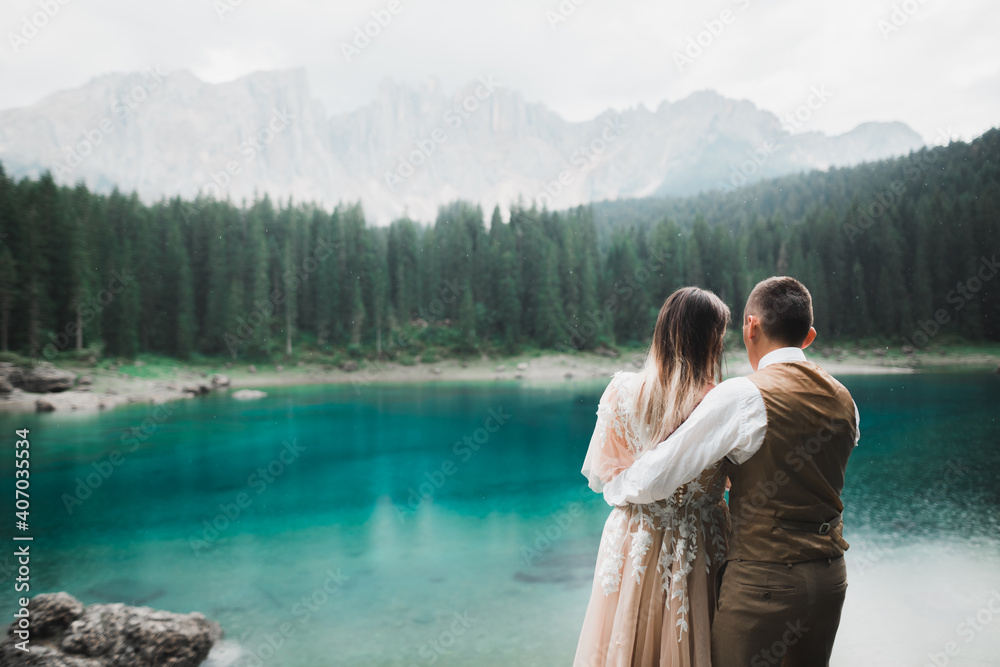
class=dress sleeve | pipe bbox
[581,376,635,493]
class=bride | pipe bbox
[575,286,731,667]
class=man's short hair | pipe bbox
[745,276,814,346]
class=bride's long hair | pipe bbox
[632,287,731,450]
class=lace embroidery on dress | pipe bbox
[598,508,627,594]
[593,371,729,638]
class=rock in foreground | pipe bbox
[231,389,266,400]
[17,363,77,393]
[0,592,222,667]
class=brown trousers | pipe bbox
[711,556,848,667]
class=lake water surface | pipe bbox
[1,372,998,666]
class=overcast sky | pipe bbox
[2,0,998,142]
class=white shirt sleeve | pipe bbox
[853,400,861,446]
[602,377,768,506]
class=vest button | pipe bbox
[764,592,771,600]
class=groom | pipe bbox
[603,276,859,666]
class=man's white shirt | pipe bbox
[601,347,861,506]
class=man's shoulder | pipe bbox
[800,360,854,396]
[750,360,855,404]
[750,359,836,382]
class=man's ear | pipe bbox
[800,327,818,349]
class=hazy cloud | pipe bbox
[1,0,997,142]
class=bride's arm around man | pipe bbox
[604,276,860,667]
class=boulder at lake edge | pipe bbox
[1,362,76,394]
[231,389,267,400]
[0,591,222,667]
[19,362,77,393]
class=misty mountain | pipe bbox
[0,68,925,223]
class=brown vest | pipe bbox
[727,361,856,563]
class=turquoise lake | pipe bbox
[1,372,999,666]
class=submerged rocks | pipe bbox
[0,591,222,667]
[35,399,56,412]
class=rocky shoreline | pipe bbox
[1,346,995,415]
[0,592,221,666]
[0,361,245,415]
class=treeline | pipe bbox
[0,128,997,361]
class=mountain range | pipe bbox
[0,68,925,223]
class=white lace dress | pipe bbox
[575,371,730,667]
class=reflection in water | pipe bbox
[1,373,998,666]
